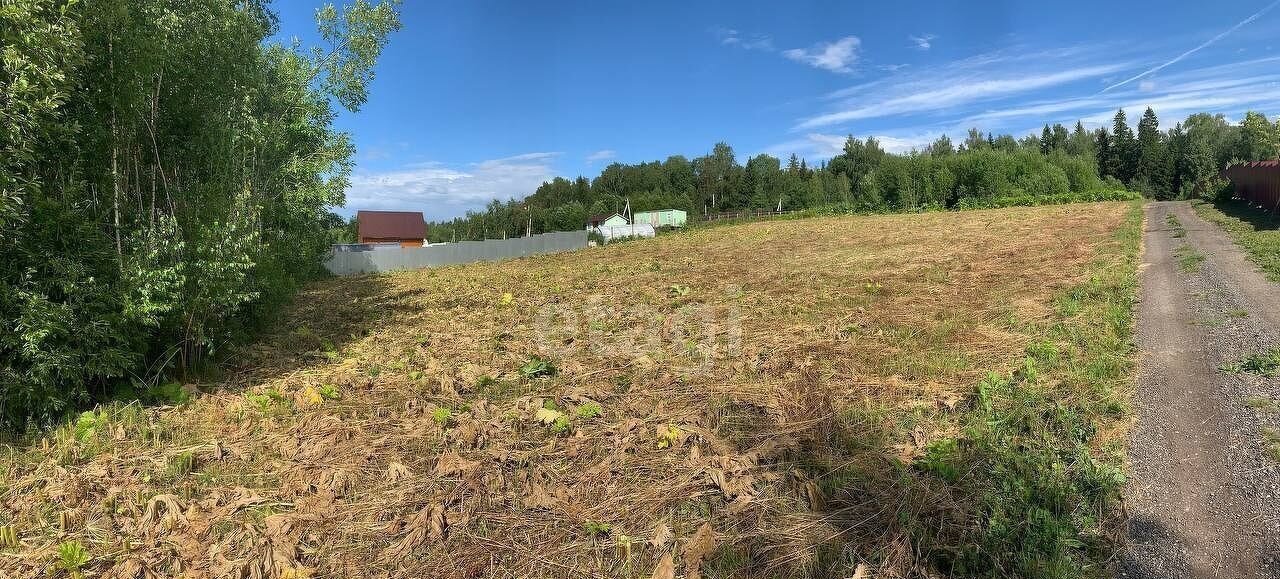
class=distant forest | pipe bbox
[423,108,1279,242]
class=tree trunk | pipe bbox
[110,37,122,266]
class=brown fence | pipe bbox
[1224,160,1280,211]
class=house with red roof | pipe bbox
[356,210,427,247]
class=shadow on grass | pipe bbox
[1213,197,1280,232]
[77,272,406,412]
[201,272,419,394]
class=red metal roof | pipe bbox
[357,210,426,240]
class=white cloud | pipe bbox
[909,34,936,50]
[764,131,940,160]
[345,152,560,220]
[876,133,943,154]
[764,133,848,159]
[713,27,774,51]
[783,36,861,73]
[585,149,616,163]
[1138,79,1157,92]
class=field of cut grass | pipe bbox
[0,202,1141,578]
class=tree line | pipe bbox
[427,107,1280,242]
[1,0,400,429]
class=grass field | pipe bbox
[0,202,1141,578]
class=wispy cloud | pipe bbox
[909,34,936,50]
[1101,0,1280,92]
[783,36,861,73]
[713,27,774,51]
[796,59,1127,129]
[346,153,560,220]
[585,149,616,163]
[957,59,1280,132]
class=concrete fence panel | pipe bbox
[324,230,588,276]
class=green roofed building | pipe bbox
[634,209,687,228]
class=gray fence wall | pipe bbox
[324,230,589,276]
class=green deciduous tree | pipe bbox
[1240,111,1278,161]
[0,0,401,429]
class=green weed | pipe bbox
[550,415,572,434]
[145,382,191,405]
[519,357,556,379]
[317,384,341,400]
[917,438,960,483]
[431,407,453,427]
[168,451,197,479]
[1221,349,1280,377]
[582,521,611,536]
[575,402,602,420]
[56,540,90,577]
[245,388,287,412]
[1174,244,1205,272]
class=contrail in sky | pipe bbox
[1101,0,1280,93]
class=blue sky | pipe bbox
[271,0,1280,219]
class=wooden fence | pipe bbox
[1224,160,1280,211]
[700,209,797,222]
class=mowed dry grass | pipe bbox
[0,203,1131,578]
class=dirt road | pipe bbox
[1120,201,1280,578]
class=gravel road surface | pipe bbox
[1119,201,1280,578]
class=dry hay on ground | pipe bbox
[0,203,1130,578]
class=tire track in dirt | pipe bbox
[1119,201,1280,578]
